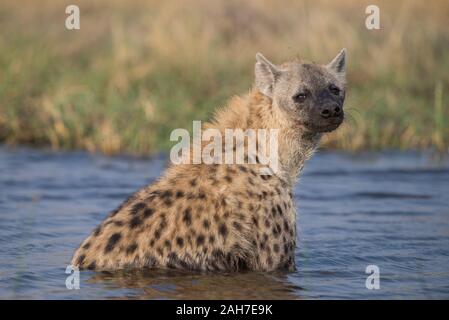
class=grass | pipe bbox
[0,0,448,155]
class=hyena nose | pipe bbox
[333,106,342,117]
[320,108,331,119]
[321,105,342,118]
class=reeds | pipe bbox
[0,0,448,154]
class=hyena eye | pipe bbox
[329,84,340,95]
[293,92,308,103]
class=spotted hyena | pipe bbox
[71,49,347,272]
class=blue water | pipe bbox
[0,146,448,299]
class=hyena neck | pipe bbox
[208,89,322,186]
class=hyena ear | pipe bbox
[255,53,281,98]
[326,48,346,84]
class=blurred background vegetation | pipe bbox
[0,0,448,155]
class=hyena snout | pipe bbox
[320,103,343,119]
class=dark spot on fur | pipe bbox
[224,176,232,183]
[209,235,215,244]
[93,226,102,237]
[130,202,146,215]
[129,216,143,229]
[238,165,248,172]
[175,190,185,198]
[77,254,86,265]
[284,220,290,232]
[273,243,280,253]
[104,233,121,253]
[203,219,210,229]
[183,208,192,226]
[176,237,184,248]
[189,179,197,187]
[159,217,167,231]
[143,208,154,218]
[82,242,91,250]
[196,234,205,246]
[161,190,173,199]
[251,216,259,227]
[126,243,138,255]
[276,223,282,233]
[87,261,96,270]
[198,191,206,200]
[276,204,283,216]
[272,226,280,238]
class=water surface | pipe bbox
[0,146,448,299]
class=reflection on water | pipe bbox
[0,146,448,299]
[88,269,300,300]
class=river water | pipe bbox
[0,146,448,299]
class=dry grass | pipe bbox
[0,0,448,154]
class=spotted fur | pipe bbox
[71,50,346,272]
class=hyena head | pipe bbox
[255,49,346,133]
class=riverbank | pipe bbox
[0,0,448,155]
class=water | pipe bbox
[0,146,448,299]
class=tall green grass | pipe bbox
[0,0,448,155]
